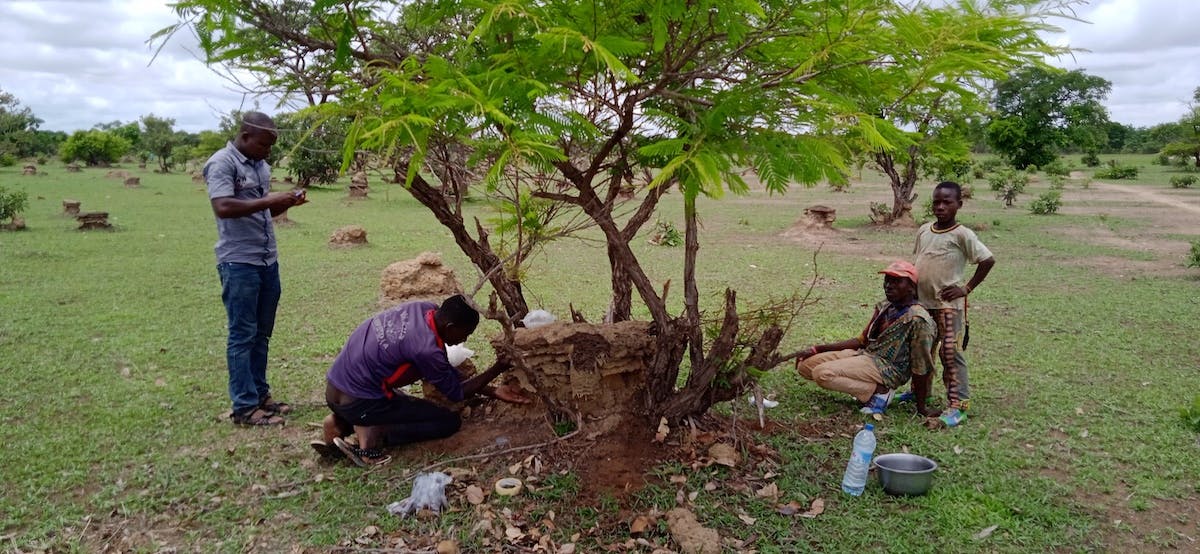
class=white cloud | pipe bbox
[1047,0,1200,126]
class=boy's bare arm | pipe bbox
[939,255,995,301]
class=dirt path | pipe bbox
[1092,180,1200,216]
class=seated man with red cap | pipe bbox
[795,261,938,417]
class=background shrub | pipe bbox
[1029,191,1062,215]
[1094,161,1138,180]
[0,185,29,223]
[1170,175,1197,189]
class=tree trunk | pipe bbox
[398,165,529,319]
[681,192,704,374]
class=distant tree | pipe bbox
[1159,87,1200,168]
[986,67,1112,169]
[0,90,44,158]
[1103,121,1134,153]
[274,111,346,187]
[191,130,229,162]
[94,120,142,149]
[60,130,131,166]
[140,114,182,172]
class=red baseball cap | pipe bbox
[879,260,918,284]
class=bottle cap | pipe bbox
[864,423,875,431]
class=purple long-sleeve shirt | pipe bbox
[326,301,463,402]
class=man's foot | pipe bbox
[859,390,895,415]
[310,439,345,460]
[231,408,285,427]
[333,437,391,468]
[891,390,916,405]
[259,396,293,415]
[924,407,966,429]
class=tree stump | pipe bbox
[272,212,294,227]
[62,200,81,216]
[124,177,141,188]
[76,212,112,230]
[802,205,836,229]
[348,171,369,198]
[66,163,82,173]
[328,225,368,247]
[2,216,26,231]
[22,165,36,176]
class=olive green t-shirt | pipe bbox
[913,222,993,310]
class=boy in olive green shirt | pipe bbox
[910,181,994,428]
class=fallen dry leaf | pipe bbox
[362,525,380,537]
[557,543,576,554]
[508,461,523,475]
[737,513,757,525]
[669,474,688,484]
[436,539,459,554]
[973,524,999,540]
[688,491,699,502]
[709,443,740,467]
[755,483,779,499]
[1080,429,1090,438]
[630,515,652,536]
[704,481,717,492]
[953,445,963,455]
[654,417,670,443]
[505,526,525,540]
[1075,406,1084,415]
[776,501,804,516]
[465,485,485,505]
[799,498,825,518]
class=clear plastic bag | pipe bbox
[522,309,556,329]
[446,344,475,367]
[386,472,453,516]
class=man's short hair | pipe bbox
[935,181,962,200]
[239,111,276,135]
[438,294,479,330]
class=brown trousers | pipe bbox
[796,349,883,403]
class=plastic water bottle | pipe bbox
[841,423,876,496]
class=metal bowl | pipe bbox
[873,453,938,496]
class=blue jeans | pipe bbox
[217,262,281,415]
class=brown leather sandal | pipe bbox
[232,408,284,426]
[259,396,293,415]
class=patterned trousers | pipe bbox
[931,308,970,410]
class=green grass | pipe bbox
[1,155,1198,552]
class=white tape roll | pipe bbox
[494,478,523,496]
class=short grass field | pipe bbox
[1,154,1198,553]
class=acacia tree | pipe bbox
[848,6,1068,223]
[987,66,1112,169]
[164,0,1074,422]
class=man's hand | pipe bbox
[937,285,969,301]
[493,384,532,404]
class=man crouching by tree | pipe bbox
[795,261,938,419]
[312,295,530,467]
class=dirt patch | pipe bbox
[328,225,368,247]
[1073,480,1200,551]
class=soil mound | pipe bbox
[379,252,463,307]
[329,225,368,247]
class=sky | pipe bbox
[1,0,1198,133]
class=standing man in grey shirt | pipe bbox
[205,112,307,426]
